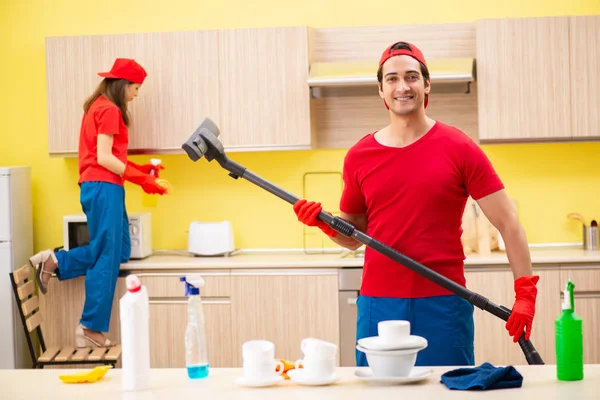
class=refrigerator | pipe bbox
[0,166,33,369]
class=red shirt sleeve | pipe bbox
[340,153,367,214]
[460,138,505,200]
[95,106,121,135]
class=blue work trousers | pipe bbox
[356,294,475,367]
[55,181,131,332]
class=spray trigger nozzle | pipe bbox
[180,276,205,297]
[562,279,575,311]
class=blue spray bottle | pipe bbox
[180,276,209,379]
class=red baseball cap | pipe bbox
[379,42,429,108]
[98,58,147,84]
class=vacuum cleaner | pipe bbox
[181,118,544,366]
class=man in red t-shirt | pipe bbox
[294,42,539,367]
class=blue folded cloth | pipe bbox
[440,362,523,390]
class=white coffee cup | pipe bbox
[300,338,337,360]
[241,340,284,380]
[243,340,276,361]
[294,357,335,380]
[378,320,410,344]
[243,358,284,380]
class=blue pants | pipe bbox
[55,182,130,332]
[356,295,475,367]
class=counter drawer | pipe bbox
[134,271,231,298]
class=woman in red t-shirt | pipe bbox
[28,58,167,347]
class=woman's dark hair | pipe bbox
[377,42,430,86]
[83,78,131,126]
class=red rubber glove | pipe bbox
[506,275,540,342]
[127,161,164,178]
[123,163,168,195]
[293,199,338,238]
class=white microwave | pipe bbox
[63,212,153,259]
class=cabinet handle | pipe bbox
[149,298,231,305]
[573,292,600,299]
[230,269,338,276]
[135,272,229,277]
[347,297,357,305]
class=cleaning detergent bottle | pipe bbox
[142,158,162,208]
[555,279,584,381]
[180,275,210,379]
[149,158,162,176]
[120,274,151,391]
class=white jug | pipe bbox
[120,274,151,391]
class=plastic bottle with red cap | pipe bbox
[120,274,151,390]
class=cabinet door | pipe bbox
[45,30,221,155]
[148,300,234,368]
[217,27,312,150]
[230,272,339,366]
[569,16,600,139]
[475,17,571,141]
[465,268,560,365]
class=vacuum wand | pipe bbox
[182,118,544,366]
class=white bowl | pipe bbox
[356,343,426,378]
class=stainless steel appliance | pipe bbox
[338,267,362,366]
[0,166,33,369]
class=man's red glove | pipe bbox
[293,199,338,238]
[127,161,164,177]
[506,275,540,342]
[123,163,168,195]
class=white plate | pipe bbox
[356,342,427,356]
[234,374,284,388]
[287,369,341,386]
[357,335,428,351]
[354,367,433,384]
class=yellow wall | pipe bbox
[1,0,600,252]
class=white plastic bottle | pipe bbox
[180,275,209,379]
[142,158,162,207]
[120,274,151,391]
[149,158,162,176]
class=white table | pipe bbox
[3,365,599,400]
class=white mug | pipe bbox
[241,340,284,380]
[294,357,335,379]
[300,338,337,360]
[242,340,276,361]
[378,320,410,344]
[243,358,284,380]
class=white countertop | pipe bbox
[2,365,599,399]
[120,248,600,270]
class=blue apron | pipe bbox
[356,294,475,366]
[55,181,131,332]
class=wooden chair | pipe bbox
[9,264,121,369]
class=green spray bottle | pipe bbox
[555,279,584,381]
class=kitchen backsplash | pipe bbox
[35,140,599,252]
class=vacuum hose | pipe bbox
[182,118,544,365]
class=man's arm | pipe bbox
[477,189,540,343]
[476,189,532,279]
[329,212,368,251]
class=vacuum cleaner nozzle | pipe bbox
[182,118,225,162]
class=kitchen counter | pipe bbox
[120,248,600,270]
[2,365,599,399]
